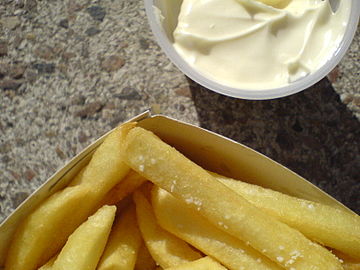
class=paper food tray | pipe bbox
[0,111,353,265]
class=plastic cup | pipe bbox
[145,0,360,100]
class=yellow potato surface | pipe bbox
[152,187,282,270]
[52,205,116,270]
[69,125,132,192]
[165,257,227,270]
[5,126,130,270]
[5,185,92,270]
[133,190,202,268]
[97,204,142,270]
[121,127,343,270]
[215,173,360,259]
[101,170,147,206]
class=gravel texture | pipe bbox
[0,0,359,224]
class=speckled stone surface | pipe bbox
[0,0,359,224]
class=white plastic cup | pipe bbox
[145,0,360,100]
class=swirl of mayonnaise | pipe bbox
[173,0,350,90]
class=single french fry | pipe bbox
[52,205,115,270]
[134,242,157,270]
[68,124,133,191]
[100,171,147,206]
[97,204,142,270]
[133,190,202,268]
[152,187,282,270]
[165,257,226,270]
[121,127,343,270]
[213,172,360,259]
[5,186,92,270]
[6,125,132,270]
[38,255,57,270]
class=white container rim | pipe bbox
[145,0,360,100]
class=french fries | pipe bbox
[97,204,142,270]
[5,185,92,270]
[5,126,130,270]
[3,121,359,270]
[100,171,147,206]
[133,190,202,268]
[165,257,227,270]
[120,126,343,270]
[52,205,116,270]
[213,172,360,259]
[68,124,133,190]
[152,187,282,270]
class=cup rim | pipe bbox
[145,0,360,100]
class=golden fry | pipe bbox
[152,187,281,270]
[214,172,360,259]
[121,127,343,270]
[97,204,142,270]
[165,257,227,270]
[6,125,131,270]
[133,190,201,268]
[52,205,116,270]
[5,186,91,270]
[69,124,133,191]
[100,170,147,206]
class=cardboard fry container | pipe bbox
[0,111,355,266]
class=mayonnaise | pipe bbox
[173,0,351,90]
